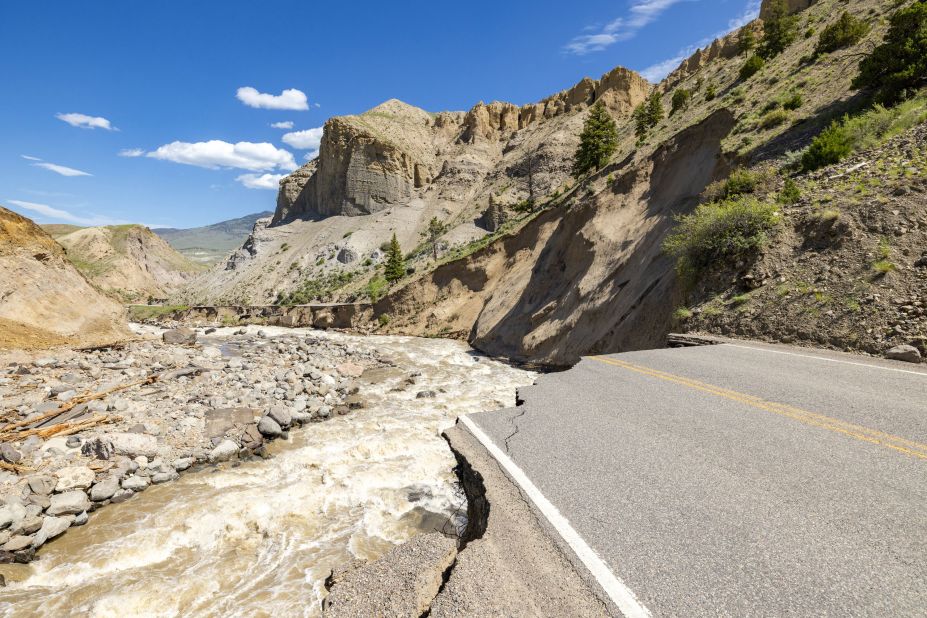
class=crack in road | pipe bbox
[503,407,526,454]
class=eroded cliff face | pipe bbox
[0,207,128,349]
[377,110,735,366]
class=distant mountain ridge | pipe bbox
[154,211,273,264]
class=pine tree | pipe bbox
[646,91,665,125]
[853,2,927,105]
[424,217,448,261]
[571,102,619,178]
[384,234,405,283]
[633,103,650,140]
[759,0,798,58]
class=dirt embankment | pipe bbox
[377,110,735,366]
[0,207,128,350]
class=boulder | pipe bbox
[886,345,922,363]
[27,475,55,496]
[172,457,194,472]
[111,489,134,504]
[46,491,90,516]
[266,405,292,428]
[257,416,283,438]
[208,439,239,463]
[337,246,359,264]
[205,407,257,439]
[32,515,74,548]
[336,362,364,378]
[81,437,115,460]
[90,476,120,501]
[121,475,150,491]
[2,535,33,552]
[162,328,197,345]
[0,444,22,464]
[0,504,26,530]
[102,432,159,458]
[54,466,95,492]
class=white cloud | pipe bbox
[146,140,297,171]
[55,112,116,130]
[304,151,319,161]
[236,87,309,110]
[637,0,761,82]
[6,199,122,226]
[270,121,294,129]
[565,0,687,55]
[20,154,42,161]
[118,148,145,157]
[236,173,286,190]
[282,127,324,150]
[33,162,93,177]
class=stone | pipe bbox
[150,471,178,484]
[56,390,77,402]
[46,491,91,516]
[54,466,95,492]
[0,504,26,530]
[102,432,159,458]
[337,246,359,264]
[205,407,257,439]
[208,439,239,463]
[162,328,197,345]
[240,424,264,449]
[121,475,150,491]
[73,511,88,526]
[266,405,292,429]
[257,416,283,438]
[81,437,115,460]
[110,489,134,504]
[416,390,437,399]
[2,535,33,552]
[0,444,22,464]
[886,345,922,363]
[90,476,120,501]
[172,457,194,471]
[65,435,82,448]
[477,195,509,232]
[33,357,57,368]
[13,516,43,536]
[336,362,364,378]
[32,515,74,548]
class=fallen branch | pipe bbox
[0,414,123,443]
[0,461,33,474]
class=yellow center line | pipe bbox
[589,356,927,461]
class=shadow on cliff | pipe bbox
[470,109,737,366]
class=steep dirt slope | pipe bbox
[0,206,128,349]
[54,224,205,301]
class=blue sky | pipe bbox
[0,0,760,229]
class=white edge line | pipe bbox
[458,414,651,618]
[724,344,927,377]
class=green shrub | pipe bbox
[759,0,799,58]
[854,2,927,105]
[705,83,717,101]
[704,167,777,202]
[663,196,781,274]
[671,88,692,115]
[782,92,803,110]
[367,276,388,302]
[801,121,853,171]
[760,109,790,129]
[378,313,391,326]
[740,55,765,80]
[778,178,802,204]
[815,11,870,55]
[673,307,693,321]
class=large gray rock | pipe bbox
[27,475,55,496]
[102,432,160,458]
[257,416,283,438]
[81,436,115,460]
[0,444,22,464]
[2,535,33,552]
[121,475,150,491]
[54,466,95,492]
[205,408,257,439]
[266,405,293,428]
[90,476,120,501]
[32,515,74,548]
[0,504,26,530]
[46,491,90,516]
[208,440,239,463]
[162,328,197,345]
[337,246,358,264]
[886,345,922,363]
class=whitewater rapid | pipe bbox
[0,329,535,617]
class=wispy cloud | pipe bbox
[637,0,761,82]
[33,162,93,177]
[118,148,145,157]
[565,0,688,55]
[20,154,42,161]
[6,199,123,226]
[236,87,309,110]
[146,140,297,171]
[55,112,116,130]
[270,121,294,129]
[236,173,286,190]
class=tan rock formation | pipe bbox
[0,206,128,349]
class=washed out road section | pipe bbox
[468,343,927,616]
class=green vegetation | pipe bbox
[705,83,717,101]
[778,178,802,204]
[663,196,781,276]
[760,109,790,129]
[378,313,391,327]
[704,166,777,202]
[739,27,756,55]
[739,54,765,80]
[384,234,406,283]
[759,0,799,58]
[782,92,803,111]
[801,91,927,171]
[277,271,357,305]
[854,2,927,105]
[671,88,691,115]
[673,307,693,321]
[423,217,449,260]
[572,102,619,176]
[815,11,870,56]
[633,92,665,140]
[367,276,388,302]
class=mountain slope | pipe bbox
[0,206,128,349]
[53,224,205,301]
[154,211,272,264]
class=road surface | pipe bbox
[464,341,927,616]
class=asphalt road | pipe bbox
[466,342,927,617]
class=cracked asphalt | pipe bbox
[468,342,927,616]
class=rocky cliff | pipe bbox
[0,206,128,349]
[51,224,205,301]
